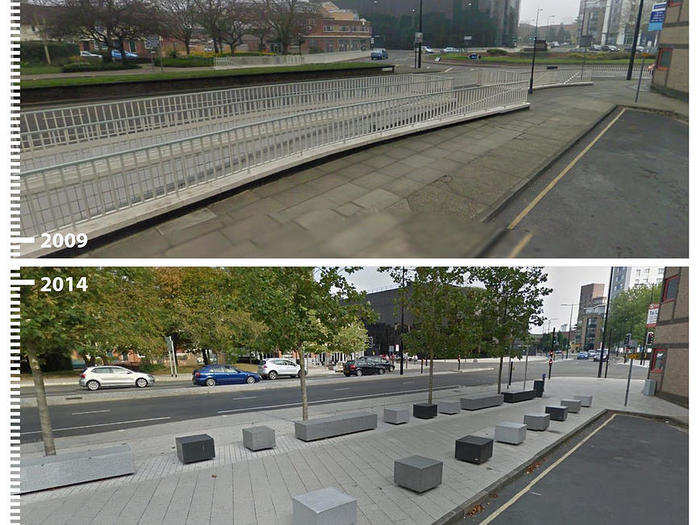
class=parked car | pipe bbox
[421,46,436,54]
[592,351,609,362]
[258,358,301,380]
[79,366,154,391]
[343,356,385,376]
[468,52,479,60]
[370,48,388,60]
[577,351,589,360]
[111,49,139,60]
[367,356,395,372]
[442,47,459,53]
[192,364,261,386]
[80,50,102,58]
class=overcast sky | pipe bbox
[344,266,625,334]
[520,0,581,25]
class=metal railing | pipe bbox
[20,81,528,237]
[20,73,449,156]
[558,63,653,79]
[530,68,593,87]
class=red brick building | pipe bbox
[305,2,372,53]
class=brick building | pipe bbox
[651,0,688,100]
[573,283,607,352]
[305,2,372,53]
[648,267,688,407]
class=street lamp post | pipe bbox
[597,267,614,378]
[627,0,645,80]
[415,0,423,69]
[561,303,578,359]
[529,8,543,94]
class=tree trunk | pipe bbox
[185,41,191,55]
[27,349,55,456]
[298,347,309,420]
[427,352,434,404]
[497,356,503,394]
[42,38,51,65]
[201,348,209,365]
[118,41,127,64]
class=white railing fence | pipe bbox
[20,82,527,237]
[213,50,369,68]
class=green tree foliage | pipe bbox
[607,283,661,347]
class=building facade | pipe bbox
[573,283,606,351]
[578,0,654,47]
[651,0,688,100]
[648,267,688,406]
[610,266,665,301]
[304,2,372,53]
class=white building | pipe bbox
[610,266,665,300]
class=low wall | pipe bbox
[214,51,369,69]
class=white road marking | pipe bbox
[444,67,454,72]
[334,387,351,391]
[71,409,110,415]
[20,416,172,435]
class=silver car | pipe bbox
[79,366,155,391]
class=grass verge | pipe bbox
[20,61,390,89]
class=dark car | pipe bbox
[192,364,261,386]
[343,357,385,376]
[370,48,388,60]
[368,356,395,372]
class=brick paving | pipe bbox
[19,377,688,524]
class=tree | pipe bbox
[247,0,272,51]
[156,0,198,54]
[326,321,369,358]
[193,0,226,53]
[234,267,372,419]
[268,0,317,54]
[19,267,165,455]
[466,267,552,393]
[607,283,661,350]
[220,0,249,53]
[21,0,63,64]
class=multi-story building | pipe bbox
[578,0,654,47]
[572,283,606,351]
[610,266,665,301]
[651,0,688,100]
[305,2,372,53]
[648,267,688,407]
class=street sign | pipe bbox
[646,303,659,327]
[414,32,423,44]
[649,2,667,31]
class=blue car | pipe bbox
[370,48,388,60]
[192,365,261,386]
[111,49,139,60]
[577,351,589,360]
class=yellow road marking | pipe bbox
[479,413,617,524]
[507,232,533,258]
[507,108,627,230]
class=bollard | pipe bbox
[548,359,553,379]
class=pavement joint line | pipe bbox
[507,107,627,230]
[507,231,533,257]
[19,416,172,435]
[478,413,618,525]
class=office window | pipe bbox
[656,47,672,70]
[662,274,679,302]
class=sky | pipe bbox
[344,266,619,334]
[519,0,581,25]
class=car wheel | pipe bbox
[246,376,256,384]
[356,369,363,377]
[379,368,385,375]
[268,370,278,380]
[86,380,100,391]
[135,378,147,388]
[205,378,216,387]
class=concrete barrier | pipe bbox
[394,455,443,493]
[384,407,410,425]
[503,390,536,403]
[495,422,527,445]
[242,426,275,451]
[295,411,377,441]
[460,393,504,411]
[573,395,593,407]
[292,487,357,525]
[438,400,461,414]
[20,444,135,494]
[524,413,550,431]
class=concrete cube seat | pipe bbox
[455,435,493,464]
[413,403,438,419]
[561,399,582,413]
[573,395,593,407]
[176,434,215,464]
[295,411,377,441]
[524,413,550,431]
[394,455,443,493]
[242,426,275,451]
[495,422,527,444]
[503,390,536,403]
[384,407,410,425]
[438,400,461,415]
[292,487,357,525]
[545,405,568,421]
[20,444,135,494]
[460,393,504,411]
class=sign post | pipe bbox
[648,2,667,32]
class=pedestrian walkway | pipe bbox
[19,377,688,524]
[81,79,686,258]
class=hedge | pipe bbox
[20,41,80,64]
[61,61,141,73]
[154,56,213,67]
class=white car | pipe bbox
[258,358,301,380]
[80,50,102,58]
[443,47,459,53]
[79,366,154,391]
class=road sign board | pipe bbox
[649,2,667,31]
[646,303,659,327]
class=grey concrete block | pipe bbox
[20,444,135,494]
[295,411,377,441]
[573,395,593,407]
[384,407,410,425]
[242,426,275,451]
[642,379,656,396]
[524,413,550,431]
[561,399,582,413]
[545,405,568,421]
[292,487,357,525]
[438,400,461,415]
[460,393,504,411]
[176,434,215,464]
[495,422,527,445]
[455,436,493,464]
[394,455,443,493]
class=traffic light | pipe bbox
[646,332,655,346]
